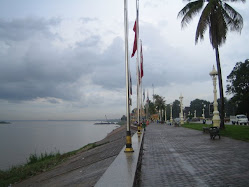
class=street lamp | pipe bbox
[179,94,184,125]
[165,100,167,123]
[202,103,206,119]
[209,65,220,127]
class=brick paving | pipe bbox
[139,123,249,187]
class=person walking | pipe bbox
[142,121,146,131]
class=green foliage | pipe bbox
[226,59,249,116]
[153,94,166,112]
[148,101,156,115]
[172,100,180,118]
[217,98,237,117]
[189,99,211,118]
[0,152,61,186]
[182,123,249,142]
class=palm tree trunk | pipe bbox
[215,47,225,129]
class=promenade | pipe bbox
[139,123,249,187]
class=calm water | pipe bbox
[0,120,119,170]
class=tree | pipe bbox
[147,100,157,115]
[153,94,166,119]
[178,0,245,129]
[121,115,127,121]
[172,100,181,118]
[226,59,249,117]
[190,99,210,118]
[166,104,171,120]
[218,97,238,117]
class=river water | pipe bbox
[0,120,119,171]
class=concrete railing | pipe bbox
[95,131,144,187]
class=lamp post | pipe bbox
[170,103,173,124]
[209,65,220,127]
[165,100,167,123]
[202,105,206,119]
[179,94,184,125]
[194,110,196,118]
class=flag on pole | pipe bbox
[140,41,144,78]
[131,21,137,58]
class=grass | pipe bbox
[117,120,126,126]
[182,123,249,142]
[0,142,102,187]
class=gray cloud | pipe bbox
[80,17,98,24]
[91,37,125,89]
[0,17,127,103]
[0,17,60,42]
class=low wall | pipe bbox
[95,131,144,187]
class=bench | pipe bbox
[203,127,209,133]
[174,122,180,127]
[209,127,220,140]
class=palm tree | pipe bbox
[153,94,166,120]
[178,0,245,129]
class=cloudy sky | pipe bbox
[0,0,248,120]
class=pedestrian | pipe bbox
[142,121,146,131]
[146,120,149,126]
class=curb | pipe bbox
[95,131,144,187]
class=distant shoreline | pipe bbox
[0,121,11,124]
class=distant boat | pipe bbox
[94,115,115,125]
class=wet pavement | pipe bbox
[139,123,249,187]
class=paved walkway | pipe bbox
[139,123,249,187]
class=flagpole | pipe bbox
[140,40,143,122]
[124,0,133,152]
[136,0,140,126]
[137,59,140,125]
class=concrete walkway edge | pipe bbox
[95,130,144,187]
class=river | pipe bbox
[0,120,119,171]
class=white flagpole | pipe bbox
[124,0,133,152]
[136,0,140,125]
[137,59,140,124]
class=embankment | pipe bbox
[15,125,137,187]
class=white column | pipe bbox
[179,94,184,125]
[170,103,173,123]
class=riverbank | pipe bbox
[5,125,137,186]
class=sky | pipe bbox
[0,0,248,120]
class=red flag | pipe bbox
[131,21,137,58]
[140,43,144,78]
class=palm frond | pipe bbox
[223,3,243,32]
[223,0,246,3]
[209,3,228,48]
[195,2,212,44]
[177,0,205,28]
